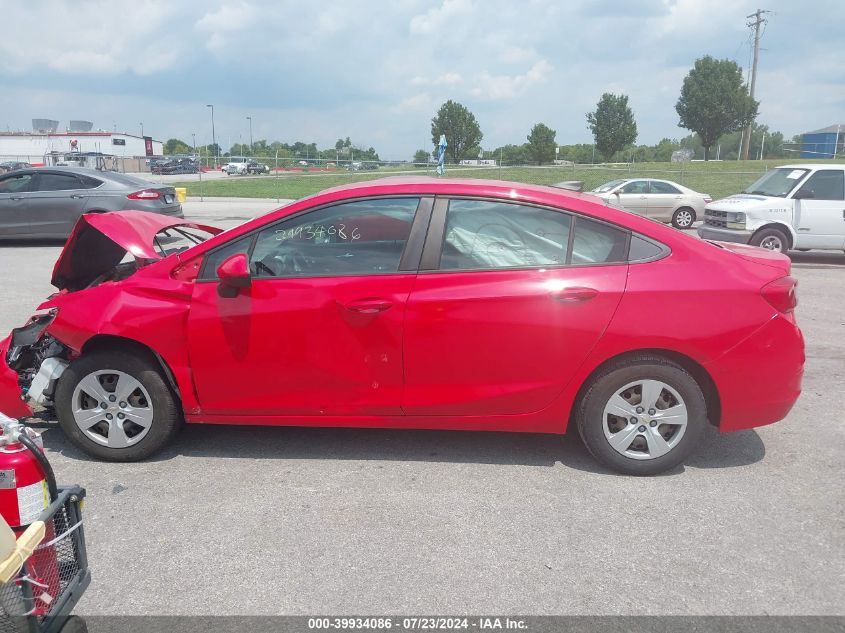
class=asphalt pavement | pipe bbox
[0,201,842,616]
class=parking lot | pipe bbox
[0,198,842,616]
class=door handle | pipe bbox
[70,194,84,199]
[10,196,24,200]
[551,287,599,303]
[342,299,392,314]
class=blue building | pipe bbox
[801,124,843,159]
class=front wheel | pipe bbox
[671,207,696,229]
[576,356,707,475]
[750,227,789,253]
[54,351,181,461]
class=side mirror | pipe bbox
[793,189,814,200]
[216,253,251,289]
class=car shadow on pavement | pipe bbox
[0,238,66,248]
[35,419,766,476]
[789,251,845,267]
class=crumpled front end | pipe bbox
[1,311,73,418]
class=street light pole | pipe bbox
[140,122,144,137]
[246,116,253,156]
[206,104,216,167]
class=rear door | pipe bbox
[792,169,845,249]
[0,172,35,236]
[402,197,629,416]
[28,171,88,237]
[646,180,684,221]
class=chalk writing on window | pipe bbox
[274,224,361,242]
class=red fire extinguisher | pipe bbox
[0,414,60,615]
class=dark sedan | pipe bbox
[0,161,31,173]
[0,167,183,239]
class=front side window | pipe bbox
[250,198,418,278]
[441,199,571,270]
[0,173,33,193]
[621,181,649,194]
[797,170,845,201]
[649,181,681,194]
[37,173,82,192]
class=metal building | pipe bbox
[800,124,843,159]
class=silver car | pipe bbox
[0,167,183,239]
[591,178,711,229]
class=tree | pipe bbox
[431,100,483,164]
[163,138,192,155]
[413,149,430,166]
[526,123,557,165]
[586,93,638,162]
[675,56,758,160]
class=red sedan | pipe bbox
[0,178,804,475]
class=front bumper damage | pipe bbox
[1,311,71,418]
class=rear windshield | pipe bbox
[153,227,216,258]
[742,168,809,197]
[103,172,160,187]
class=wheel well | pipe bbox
[751,224,793,249]
[80,335,182,403]
[570,349,721,429]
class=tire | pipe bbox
[750,226,789,253]
[576,355,707,476]
[54,351,181,461]
[671,207,696,229]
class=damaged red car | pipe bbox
[0,178,804,475]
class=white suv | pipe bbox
[698,164,845,253]
[223,158,248,175]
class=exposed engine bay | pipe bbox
[6,312,70,409]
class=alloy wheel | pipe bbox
[602,379,688,460]
[71,370,154,449]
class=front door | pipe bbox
[615,180,649,216]
[187,197,425,417]
[793,170,845,249]
[0,172,35,236]
[28,172,88,237]
[403,198,629,416]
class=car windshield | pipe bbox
[593,179,627,193]
[153,227,216,258]
[742,168,809,197]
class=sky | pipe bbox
[0,0,842,160]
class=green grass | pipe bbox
[175,158,845,202]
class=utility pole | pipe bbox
[246,116,253,156]
[741,8,768,160]
[206,104,216,167]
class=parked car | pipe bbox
[151,158,199,175]
[0,161,31,173]
[698,164,845,253]
[0,167,183,239]
[245,160,269,175]
[0,178,803,475]
[591,179,711,229]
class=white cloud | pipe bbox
[471,60,554,100]
[498,46,536,64]
[396,93,433,111]
[410,0,474,34]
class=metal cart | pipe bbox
[0,487,90,633]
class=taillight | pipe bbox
[761,276,798,313]
[127,189,161,200]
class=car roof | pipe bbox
[776,164,844,170]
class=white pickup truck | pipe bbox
[698,164,845,253]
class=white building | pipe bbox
[0,132,163,164]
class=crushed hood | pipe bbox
[52,211,222,291]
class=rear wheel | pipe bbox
[750,226,789,253]
[671,207,696,229]
[55,351,181,461]
[576,356,707,475]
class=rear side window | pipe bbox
[79,175,103,189]
[799,170,845,201]
[650,181,681,194]
[571,217,628,264]
[441,199,571,270]
[37,173,82,191]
